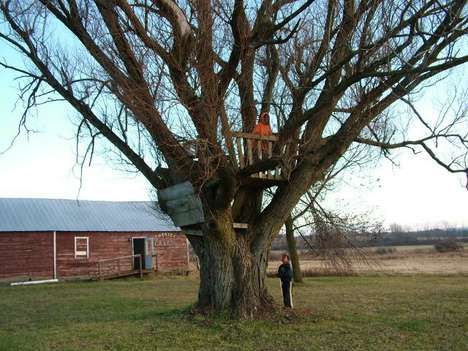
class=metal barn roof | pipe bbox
[0,198,180,232]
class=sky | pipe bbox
[0,43,467,230]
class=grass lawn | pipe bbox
[0,276,467,351]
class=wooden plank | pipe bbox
[233,223,248,229]
[184,229,204,236]
[236,137,245,168]
[256,140,264,178]
[268,141,273,158]
[247,139,253,165]
[139,255,143,279]
[275,166,281,180]
[182,140,198,158]
[230,131,278,141]
[284,143,289,157]
[267,142,273,178]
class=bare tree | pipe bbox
[285,215,303,282]
[1,0,467,318]
[390,223,404,233]
[284,140,381,281]
[290,194,384,275]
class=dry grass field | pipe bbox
[1,244,466,350]
[268,244,468,276]
[1,276,467,350]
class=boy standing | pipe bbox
[278,254,293,308]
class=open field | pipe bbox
[1,276,467,350]
[268,245,468,275]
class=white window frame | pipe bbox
[74,236,89,259]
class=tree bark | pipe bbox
[285,215,304,284]
[188,215,274,318]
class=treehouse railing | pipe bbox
[230,131,290,180]
[183,132,298,182]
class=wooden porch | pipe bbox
[91,254,148,280]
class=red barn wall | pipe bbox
[0,232,53,280]
[0,231,188,281]
[153,232,189,272]
[56,232,133,278]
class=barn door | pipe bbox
[144,238,154,270]
[132,238,145,270]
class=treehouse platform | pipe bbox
[230,131,294,184]
[182,132,296,187]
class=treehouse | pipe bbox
[158,132,296,231]
[183,131,295,185]
[230,131,295,185]
[231,132,287,181]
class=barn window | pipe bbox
[74,237,89,259]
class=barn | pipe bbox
[0,198,189,282]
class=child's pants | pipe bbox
[281,281,293,308]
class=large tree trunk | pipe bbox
[185,163,323,317]
[285,215,304,283]
[188,214,274,318]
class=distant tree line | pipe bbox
[271,227,468,251]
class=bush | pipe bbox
[375,247,397,255]
[434,240,464,253]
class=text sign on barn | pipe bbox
[157,181,205,228]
